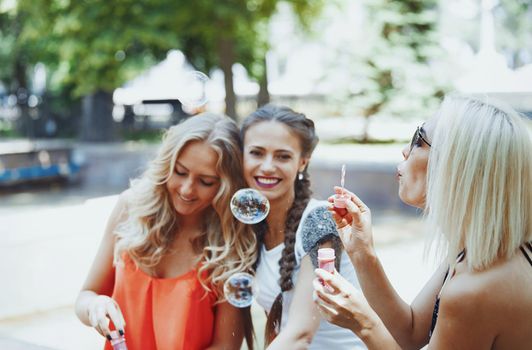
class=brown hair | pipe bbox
[241,104,318,344]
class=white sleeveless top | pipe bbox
[255,199,367,349]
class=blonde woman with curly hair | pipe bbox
[313,95,532,349]
[75,113,257,350]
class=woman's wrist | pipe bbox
[357,315,399,349]
[350,245,377,267]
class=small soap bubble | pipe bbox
[230,188,270,224]
[178,71,209,110]
[224,272,257,308]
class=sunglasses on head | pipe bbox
[409,126,431,153]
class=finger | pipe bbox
[333,186,367,208]
[89,312,104,337]
[343,191,368,212]
[333,186,355,197]
[345,200,364,226]
[315,297,340,320]
[95,305,112,339]
[113,301,126,330]
[106,302,124,333]
[314,269,342,294]
[315,268,348,293]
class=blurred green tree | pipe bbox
[8,0,324,139]
[495,0,532,68]
[159,0,324,118]
[344,0,447,142]
[18,0,177,141]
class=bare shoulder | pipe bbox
[104,190,132,236]
[438,254,532,348]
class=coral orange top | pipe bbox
[104,254,217,350]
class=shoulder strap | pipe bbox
[520,243,532,267]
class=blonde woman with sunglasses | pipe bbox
[313,95,532,349]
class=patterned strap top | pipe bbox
[429,250,465,338]
[429,242,532,339]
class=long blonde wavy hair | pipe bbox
[114,113,257,295]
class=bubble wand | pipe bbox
[333,164,348,216]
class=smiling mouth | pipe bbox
[254,176,281,188]
[178,195,196,203]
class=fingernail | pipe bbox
[106,335,112,341]
[119,329,124,336]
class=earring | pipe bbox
[298,172,304,180]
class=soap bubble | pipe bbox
[230,188,270,224]
[178,71,209,110]
[223,272,257,308]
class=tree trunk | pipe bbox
[361,115,371,143]
[14,59,33,138]
[257,56,270,107]
[80,90,115,142]
[218,38,237,120]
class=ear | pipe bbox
[298,157,309,172]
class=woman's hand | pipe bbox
[313,268,378,334]
[328,186,374,256]
[86,295,126,340]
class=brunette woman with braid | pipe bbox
[241,104,366,349]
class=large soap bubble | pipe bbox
[230,188,270,224]
[223,272,257,308]
[178,71,209,110]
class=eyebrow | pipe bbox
[175,161,219,179]
[247,145,295,154]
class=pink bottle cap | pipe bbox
[318,248,335,260]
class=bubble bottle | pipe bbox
[109,330,128,350]
[317,248,336,291]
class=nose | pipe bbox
[401,144,410,160]
[259,155,275,173]
[180,178,196,198]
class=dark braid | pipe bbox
[264,171,312,344]
[241,104,319,346]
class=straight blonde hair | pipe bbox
[426,95,531,271]
[114,113,257,295]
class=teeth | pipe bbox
[257,177,279,185]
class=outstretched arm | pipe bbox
[313,269,401,350]
[330,186,446,349]
[75,193,128,340]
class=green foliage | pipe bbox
[495,0,532,68]
[17,0,178,97]
[2,0,325,99]
[344,0,447,123]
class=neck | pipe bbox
[178,212,205,233]
[265,190,295,244]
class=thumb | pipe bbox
[315,268,345,291]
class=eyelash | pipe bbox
[175,169,215,186]
[249,150,291,160]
